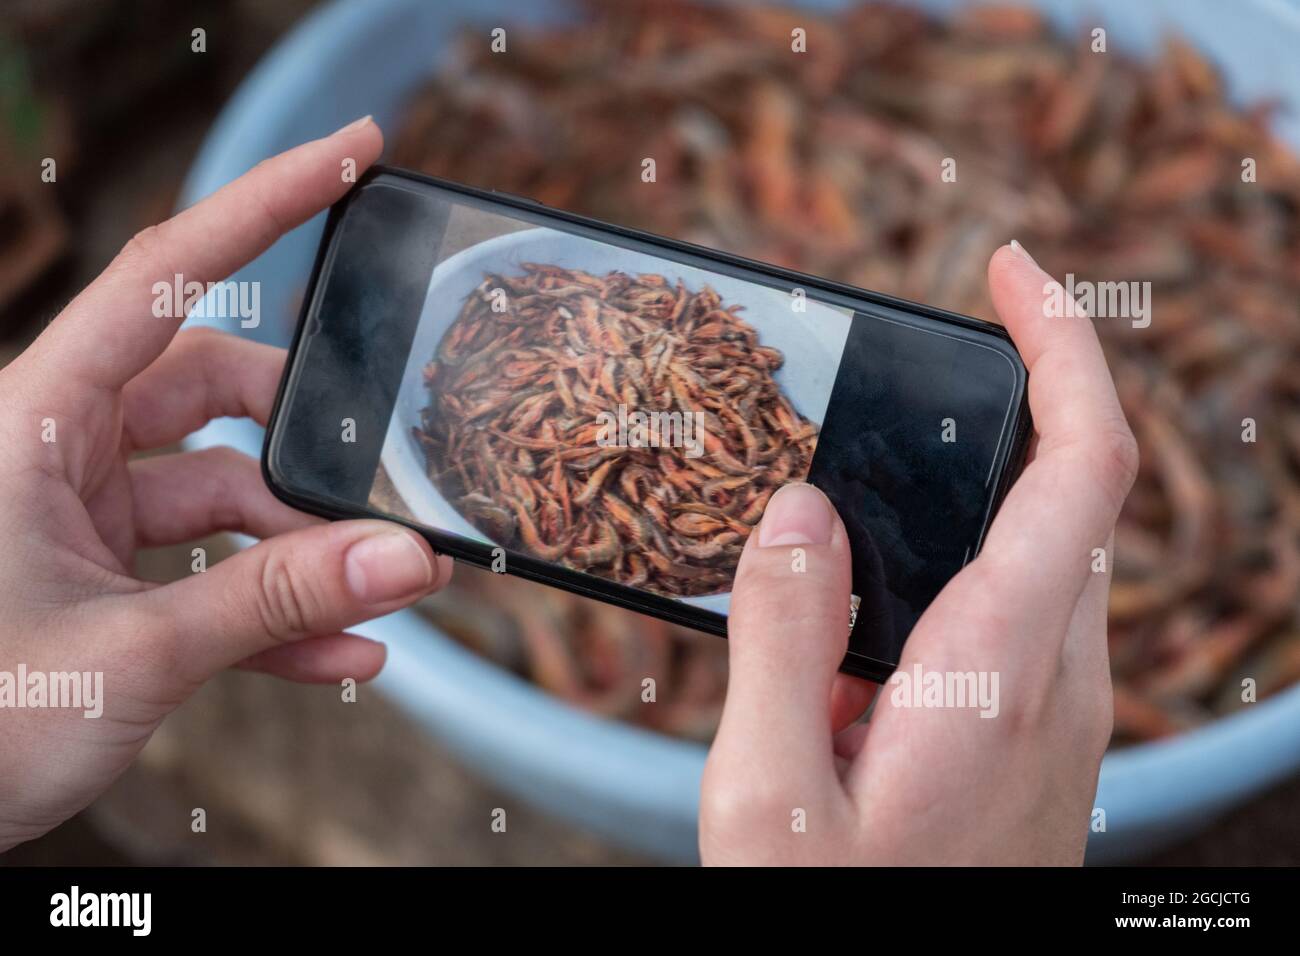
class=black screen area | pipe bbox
[269,181,448,505]
[808,314,1018,667]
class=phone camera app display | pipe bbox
[371,197,852,622]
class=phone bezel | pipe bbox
[263,165,1032,684]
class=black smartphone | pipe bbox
[263,167,1030,682]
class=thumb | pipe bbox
[143,520,451,680]
[709,483,853,792]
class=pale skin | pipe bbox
[0,118,453,851]
[701,242,1139,865]
[0,120,1136,863]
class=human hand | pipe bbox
[700,242,1138,865]
[0,117,453,851]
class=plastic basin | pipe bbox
[180,0,1300,863]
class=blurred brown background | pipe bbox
[2,0,1298,865]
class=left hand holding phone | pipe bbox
[0,117,452,852]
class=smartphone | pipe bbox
[263,167,1031,683]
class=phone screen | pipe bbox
[268,172,1027,679]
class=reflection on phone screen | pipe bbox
[341,183,1019,671]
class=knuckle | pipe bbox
[989,680,1050,740]
[253,548,319,639]
[208,442,246,467]
[699,768,791,844]
[1092,424,1140,503]
[732,546,847,614]
[697,775,741,835]
[203,445,248,530]
[173,325,227,355]
[119,223,169,275]
[931,575,1013,659]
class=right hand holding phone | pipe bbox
[700,242,1139,866]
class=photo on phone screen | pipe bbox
[266,171,1030,681]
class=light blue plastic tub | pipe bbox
[181,0,1300,864]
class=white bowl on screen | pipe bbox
[381,226,853,615]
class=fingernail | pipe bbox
[335,114,373,135]
[1009,239,1039,268]
[757,482,833,547]
[345,530,433,604]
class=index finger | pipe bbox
[37,116,383,392]
[990,242,1133,462]
[972,243,1139,634]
